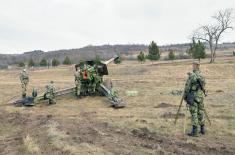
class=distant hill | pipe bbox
[0,44,148,66]
[0,42,235,66]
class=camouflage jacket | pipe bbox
[46,84,56,95]
[74,70,80,81]
[184,70,206,99]
[20,71,29,82]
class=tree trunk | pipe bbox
[212,51,216,62]
[209,45,214,63]
[212,41,218,63]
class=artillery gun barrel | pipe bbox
[12,87,76,106]
[54,87,75,97]
[101,55,119,65]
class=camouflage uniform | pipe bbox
[74,70,81,96]
[184,68,206,136]
[44,81,56,104]
[80,64,89,95]
[20,69,29,98]
[87,65,96,92]
[108,83,121,107]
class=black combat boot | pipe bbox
[200,125,205,135]
[188,125,199,137]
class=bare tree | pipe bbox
[193,8,234,63]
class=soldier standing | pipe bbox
[87,64,96,93]
[20,69,29,98]
[184,61,206,137]
[44,81,56,104]
[74,68,81,98]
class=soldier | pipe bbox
[184,61,206,137]
[20,69,29,98]
[80,64,88,96]
[110,82,118,98]
[87,64,96,93]
[74,68,81,98]
[44,81,56,104]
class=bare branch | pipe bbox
[191,8,234,63]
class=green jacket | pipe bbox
[20,71,29,83]
[74,70,80,81]
[46,84,56,96]
[184,70,206,99]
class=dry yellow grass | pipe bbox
[23,135,40,154]
[0,57,235,154]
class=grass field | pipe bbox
[0,57,235,155]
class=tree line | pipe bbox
[137,9,234,64]
[137,40,206,63]
[18,56,72,67]
[17,40,208,67]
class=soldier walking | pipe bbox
[184,61,206,137]
[20,69,29,98]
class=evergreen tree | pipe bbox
[63,56,72,65]
[114,54,122,64]
[40,58,48,66]
[52,58,60,67]
[147,41,161,62]
[168,50,176,60]
[18,62,25,67]
[137,51,146,63]
[28,59,35,67]
[94,54,101,64]
[188,39,206,62]
[79,59,85,66]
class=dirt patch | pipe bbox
[213,115,235,120]
[131,127,235,155]
[161,112,185,118]
[0,111,65,155]
[215,90,224,93]
[154,102,175,108]
[210,104,225,108]
[0,106,235,155]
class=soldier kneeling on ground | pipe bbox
[44,81,56,104]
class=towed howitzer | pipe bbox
[13,55,125,108]
[75,55,125,108]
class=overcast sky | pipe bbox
[0,0,235,54]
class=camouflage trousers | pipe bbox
[45,93,56,104]
[75,81,80,96]
[189,97,205,126]
[21,82,28,97]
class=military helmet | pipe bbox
[50,81,54,84]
